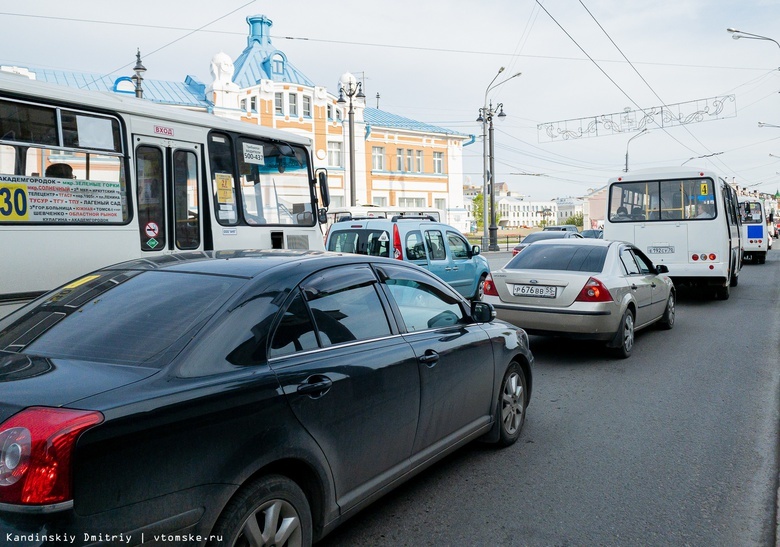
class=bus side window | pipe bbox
[208,133,238,226]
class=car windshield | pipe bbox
[505,244,608,272]
[0,270,244,367]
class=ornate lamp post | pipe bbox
[624,128,648,172]
[477,68,521,251]
[337,73,365,206]
[132,49,146,99]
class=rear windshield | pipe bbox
[327,229,391,257]
[0,270,243,367]
[505,244,608,272]
[522,231,567,243]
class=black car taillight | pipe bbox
[0,407,102,505]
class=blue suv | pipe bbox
[326,216,490,300]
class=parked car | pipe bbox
[542,225,579,232]
[326,216,490,300]
[483,239,675,358]
[0,250,533,545]
[512,230,584,255]
[580,229,604,239]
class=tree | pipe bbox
[471,193,501,232]
[564,212,584,227]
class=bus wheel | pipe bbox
[729,271,739,287]
[715,284,730,300]
[757,252,766,264]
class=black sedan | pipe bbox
[512,230,584,255]
[0,250,533,546]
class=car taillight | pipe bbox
[575,277,613,303]
[483,274,499,296]
[0,407,102,505]
[393,224,403,260]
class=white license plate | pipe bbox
[647,246,675,254]
[513,284,557,298]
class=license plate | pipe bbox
[647,246,675,254]
[513,284,557,298]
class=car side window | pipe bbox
[425,230,447,260]
[302,266,392,347]
[619,248,641,275]
[269,291,319,358]
[632,250,653,274]
[447,232,469,259]
[376,264,464,332]
[405,230,427,260]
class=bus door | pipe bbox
[134,137,203,253]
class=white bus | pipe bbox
[0,72,330,314]
[738,197,768,264]
[603,167,742,299]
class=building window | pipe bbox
[399,197,426,208]
[406,149,413,172]
[274,93,284,115]
[433,152,444,174]
[372,146,385,170]
[272,55,284,75]
[250,96,257,112]
[435,198,446,211]
[289,94,298,117]
[327,142,343,167]
[303,96,312,117]
[396,150,404,171]
[327,104,333,120]
[373,196,387,206]
[416,151,423,173]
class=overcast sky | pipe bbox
[3,0,780,200]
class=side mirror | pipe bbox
[471,244,481,256]
[656,264,669,274]
[318,208,328,225]
[471,301,495,323]
[317,170,330,209]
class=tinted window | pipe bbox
[0,271,242,366]
[505,244,607,272]
[270,291,319,357]
[302,266,391,345]
[447,232,469,259]
[632,250,654,274]
[521,231,567,244]
[620,248,641,274]
[327,229,390,257]
[377,263,463,332]
[425,230,446,260]
[405,231,427,260]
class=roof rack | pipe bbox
[390,215,437,222]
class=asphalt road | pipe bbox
[318,251,780,546]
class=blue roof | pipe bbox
[232,15,314,88]
[29,67,210,108]
[364,107,467,137]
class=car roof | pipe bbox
[522,231,574,241]
[531,238,614,248]
[101,249,401,279]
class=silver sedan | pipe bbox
[483,239,675,358]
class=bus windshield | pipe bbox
[608,177,717,222]
[739,201,763,224]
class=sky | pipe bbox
[2,0,780,201]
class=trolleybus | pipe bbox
[603,167,741,299]
[0,72,330,314]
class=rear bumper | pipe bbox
[490,302,619,339]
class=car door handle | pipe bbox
[452,267,458,271]
[445,267,452,271]
[631,284,638,290]
[651,282,657,288]
[297,375,333,398]
[418,350,439,366]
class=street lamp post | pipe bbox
[624,128,649,172]
[727,28,780,50]
[337,72,365,206]
[477,68,521,251]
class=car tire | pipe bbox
[493,362,527,447]
[611,309,634,359]
[658,292,675,330]
[209,474,312,547]
[473,273,488,301]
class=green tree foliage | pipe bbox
[471,193,501,231]
[564,212,584,227]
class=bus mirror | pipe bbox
[317,170,330,209]
[318,208,328,225]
